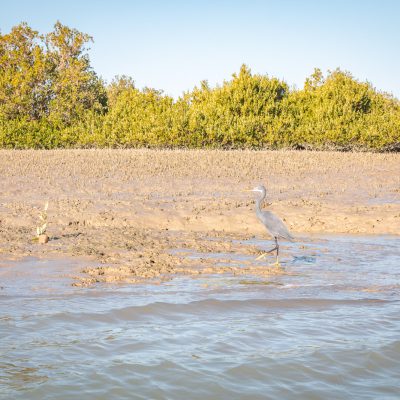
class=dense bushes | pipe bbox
[1,23,399,150]
[183,66,288,148]
[283,69,400,150]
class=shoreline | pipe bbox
[0,149,398,284]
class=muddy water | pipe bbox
[1,236,399,399]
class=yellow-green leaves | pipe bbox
[0,22,105,129]
[1,23,399,151]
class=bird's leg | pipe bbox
[255,236,279,261]
[255,245,277,260]
[273,237,281,267]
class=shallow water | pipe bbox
[1,235,400,399]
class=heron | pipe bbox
[245,185,293,266]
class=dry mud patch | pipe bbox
[0,149,399,285]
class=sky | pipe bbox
[1,0,399,98]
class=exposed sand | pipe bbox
[0,149,398,285]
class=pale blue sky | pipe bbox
[1,0,399,98]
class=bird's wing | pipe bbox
[259,211,293,241]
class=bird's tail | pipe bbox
[286,233,295,242]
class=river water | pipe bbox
[1,235,399,399]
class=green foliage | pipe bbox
[0,21,105,131]
[285,68,400,150]
[102,87,181,147]
[0,23,50,121]
[185,65,288,148]
[0,116,60,149]
[45,22,107,125]
[1,22,399,151]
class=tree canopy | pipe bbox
[1,22,399,150]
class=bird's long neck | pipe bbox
[255,191,266,217]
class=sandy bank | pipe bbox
[0,149,398,284]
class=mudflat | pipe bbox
[0,149,399,284]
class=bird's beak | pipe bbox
[242,189,254,192]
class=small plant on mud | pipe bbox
[36,201,49,244]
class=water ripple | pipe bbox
[1,235,400,399]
